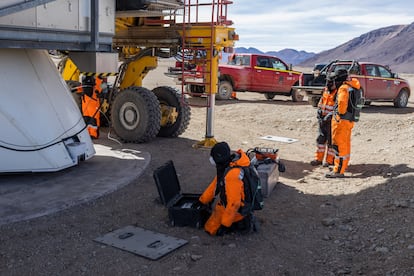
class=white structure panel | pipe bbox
[0,0,114,34]
[0,49,95,172]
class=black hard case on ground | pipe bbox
[153,160,210,228]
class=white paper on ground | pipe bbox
[260,135,298,143]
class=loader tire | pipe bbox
[111,87,161,143]
[153,86,191,137]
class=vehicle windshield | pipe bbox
[227,55,250,66]
[328,63,360,75]
[313,64,327,71]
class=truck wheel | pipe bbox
[291,89,304,102]
[217,81,232,100]
[393,89,409,108]
[153,86,191,137]
[264,93,276,100]
[111,86,161,143]
[186,84,204,97]
[308,96,319,107]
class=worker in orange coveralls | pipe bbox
[310,76,337,167]
[325,69,361,178]
[80,76,103,139]
[193,142,251,236]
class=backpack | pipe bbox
[222,165,264,215]
[340,86,364,122]
[348,87,364,122]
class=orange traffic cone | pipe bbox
[231,91,238,100]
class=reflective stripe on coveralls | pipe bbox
[314,87,336,163]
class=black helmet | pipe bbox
[334,69,348,82]
[327,68,348,82]
[210,142,231,165]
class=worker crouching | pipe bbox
[194,142,251,236]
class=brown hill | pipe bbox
[300,23,414,73]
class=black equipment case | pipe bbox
[153,160,210,228]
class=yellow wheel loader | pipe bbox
[59,21,191,143]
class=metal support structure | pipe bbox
[90,0,100,51]
[194,92,217,148]
[0,0,56,17]
[180,0,237,148]
[0,0,114,52]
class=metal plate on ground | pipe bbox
[260,135,298,143]
[94,225,188,260]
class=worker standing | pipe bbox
[325,69,361,178]
[310,76,337,167]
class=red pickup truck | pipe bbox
[293,60,411,108]
[216,53,302,100]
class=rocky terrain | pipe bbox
[0,60,413,275]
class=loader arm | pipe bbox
[118,55,158,89]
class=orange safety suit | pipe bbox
[199,149,250,235]
[331,78,361,174]
[81,77,102,139]
[314,87,337,165]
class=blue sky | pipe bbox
[225,0,414,53]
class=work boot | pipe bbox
[325,171,344,178]
[322,162,333,168]
[310,160,323,166]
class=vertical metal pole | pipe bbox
[205,91,215,138]
[205,1,217,140]
[204,0,218,142]
[90,0,99,51]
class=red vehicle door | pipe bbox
[252,56,279,91]
[376,65,399,99]
[268,56,296,93]
[363,64,398,100]
[363,64,383,99]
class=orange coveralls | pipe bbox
[314,87,337,164]
[331,78,361,174]
[81,77,102,139]
[199,149,250,235]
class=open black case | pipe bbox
[153,160,210,228]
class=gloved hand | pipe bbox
[192,200,205,209]
[323,115,332,122]
[317,109,323,120]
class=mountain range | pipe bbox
[229,22,414,74]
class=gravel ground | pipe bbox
[1,61,414,276]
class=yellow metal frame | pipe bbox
[119,56,158,88]
[59,57,80,81]
[193,137,218,149]
[178,25,237,94]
